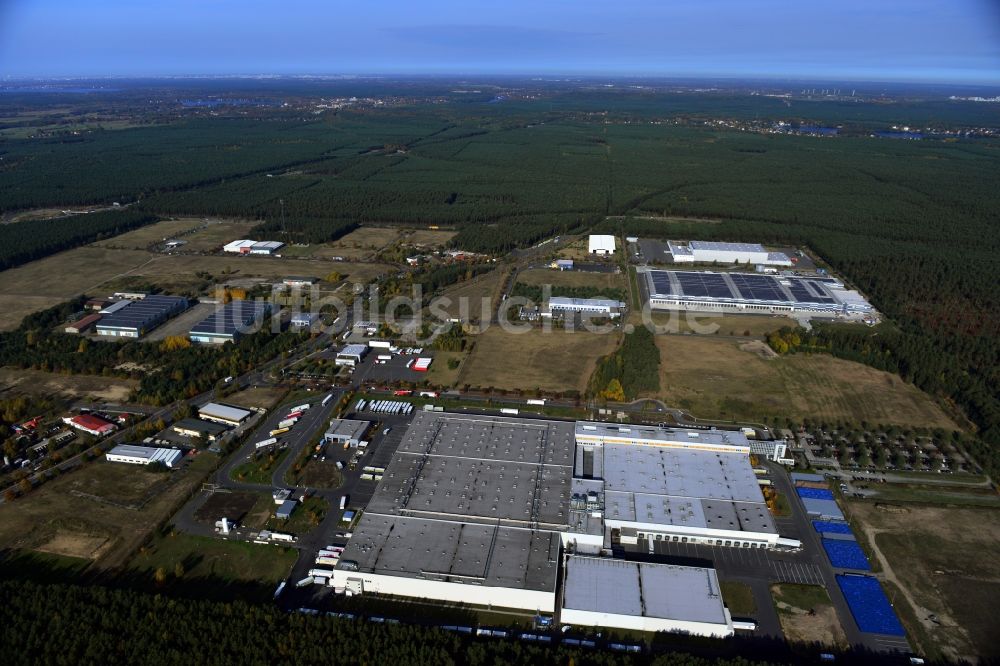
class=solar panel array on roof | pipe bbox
[96,295,188,333]
[190,300,270,337]
[645,270,871,313]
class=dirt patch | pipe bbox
[35,533,110,560]
[0,367,137,402]
[226,386,288,410]
[739,340,778,359]
[776,603,847,648]
[194,492,261,525]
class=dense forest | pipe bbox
[0,209,159,270]
[0,579,799,666]
[1,95,998,472]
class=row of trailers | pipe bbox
[293,607,641,653]
[353,399,413,416]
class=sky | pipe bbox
[1,0,999,84]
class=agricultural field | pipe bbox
[0,452,218,570]
[171,219,258,252]
[0,367,137,402]
[405,228,457,247]
[128,532,296,601]
[846,501,1000,663]
[656,335,960,428]
[327,226,401,257]
[516,267,626,292]
[770,583,847,649]
[458,327,618,394]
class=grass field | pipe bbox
[172,219,258,252]
[230,449,287,486]
[424,350,467,387]
[331,226,400,250]
[128,532,296,600]
[287,458,343,490]
[720,580,756,617]
[405,228,457,246]
[265,496,329,536]
[0,367,137,402]
[90,218,206,249]
[430,269,504,320]
[225,386,288,410]
[516,267,626,292]
[645,312,799,336]
[194,491,273,529]
[657,336,960,428]
[0,452,218,570]
[771,583,847,649]
[847,501,1000,662]
[459,327,619,393]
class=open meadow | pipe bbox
[846,501,1000,662]
[657,335,960,428]
[770,584,847,649]
[429,269,504,321]
[459,327,618,394]
[0,452,217,571]
[516,267,625,291]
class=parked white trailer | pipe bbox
[255,437,278,449]
[321,393,334,406]
[278,418,298,429]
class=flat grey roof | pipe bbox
[689,240,767,253]
[337,514,561,593]
[338,344,369,357]
[549,297,625,309]
[107,444,182,465]
[325,419,370,441]
[563,555,729,625]
[369,412,576,528]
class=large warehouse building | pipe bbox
[561,556,733,637]
[106,444,183,468]
[567,422,780,551]
[189,300,271,344]
[198,402,252,427]
[668,241,792,266]
[643,269,874,316]
[223,239,285,255]
[588,235,616,255]
[329,413,792,632]
[543,297,626,319]
[94,295,189,338]
[330,412,577,613]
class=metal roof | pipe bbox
[575,422,751,451]
[171,418,228,436]
[562,555,729,625]
[107,444,182,465]
[549,297,625,309]
[588,235,616,251]
[337,344,369,357]
[252,241,284,251]
[198,402,252,423]
[189,300,270,337]
[96,295,188,332]
[325,419,370,441]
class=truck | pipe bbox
[315,556,340,567]
[418,391,438,398]
[255,437,278,450]
[339,495,348,510]
[277,418,298,429]
[393,389,412,396]
[285,410,304,419]
[377,354,393,362]
[269,427,291,437]
[500,408,519,415]
[369,339,391,349]
[321,393,334,406]
[290,404,310,413]
[526,398,546,406]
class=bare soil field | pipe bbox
[0,452,217,570]
[137,253,392,285]
[847,501,1000,662]
[657,335,960,429]
[194,492,262,526]
[517,267,625,291]
[459,327,619,393]
[330,226,401,250]
[0,367,137,402]
[771,584,847,649]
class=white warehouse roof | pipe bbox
[561,555,733,637]
[588,235,616,253]
[106,444,183,468]
[224,239,257,252]
[198,402,252,423]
